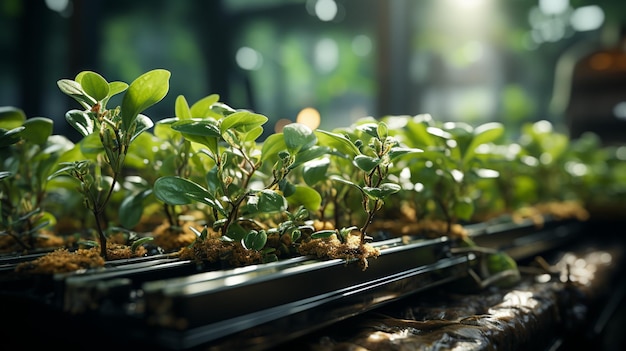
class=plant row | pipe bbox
[1,69,624,270]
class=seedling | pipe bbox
[312,119,422,248]
[153,95,326,264]
[391,115,504,233]
[1,107,73,252]
[53,69,170,259]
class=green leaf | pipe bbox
[353,155,380,172]
[453,197,474,221]
[302,158,330,186]
[190,94,221,118]
[286,185,322,212]
[241,125,264,142]
[225,222,247,241]
[65,110,94,137]
[260,133,287,162]
[314,130,360,157]
[362,183,401,199]
[131,237,154,252]
[173,119,221,137]
[130,114,154,142]
[464,122,504,164]
[119,189,152,228]
[0,171,12,180]
[220,110,268,134]
[330,175,361,191]
[256,189,287,213]
[154,117,179,140]
[175,95,192,120]
[356,123,379,138]
[283,123,317,153]
[79,71,110,102]
[79,133,104,156]
[405,117,435,147]
[172,119,220,156]
[20,117,53,145]
[107,81,129,97]
[57,79,96,109]
[388,146,423,161]
[426,126,452,140]
[153,176,222,211]
[291,146,329,170]
[0,126,25,147]
[242,230,267,251]
[279,179,296,197]
[121,69,171,131]
[0,106,26,129]
[486,251,518,274]
[311,229,336,239]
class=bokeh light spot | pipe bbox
[296,107,321,130]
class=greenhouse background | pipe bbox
[1,0,625,142]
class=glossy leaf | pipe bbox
[330,175,361,191]
[119,189,152,228]
[302,158,330,186]
[286,185,322,212]
[175,95,192,120]
[241,125,264,142]
[220,111,268,134]
[242,230,267,251]
[172,119,220,156]
[388,146,423,161]
[353,155,380,172]
[284,123,317,153]
[79,71,109,102]
[153,176,222,211]
[0,106,26,129]
[362,183,401,199]
[256,189,287,213]
[314,129,360,157]
[107,81,129,97]
[291,146,329,170]
[57,79,96,109]
[0,126,25,147]
[356,123,379,138]
[405,117,435,147]
[65,110,94,137]
[377,122,389,140]
[130,114,154,142]
[311,229,337,239]
[20,117,53,145]
[190,94,221,118]
[260,133,287,162]
[79,133,104,156]
[121,69,170,131]
[464,122,504,165]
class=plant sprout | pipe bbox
[53,69,170,259]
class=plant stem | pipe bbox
[92,208,108,259]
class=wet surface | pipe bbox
[282,241,625,351]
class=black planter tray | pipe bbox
[90,235,470,350]
[2,216,587,350]
[465,215,585,260]
[1,235,469,350]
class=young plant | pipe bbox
[152,95,325,264]
[516,120,574,203]
[395,115,504,233]
[53,69,170,259]
[314,119,422,247]
[0,107,73,252]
